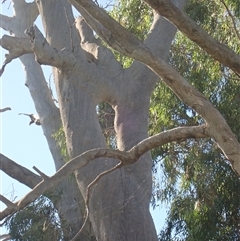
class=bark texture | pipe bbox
[0,1,89,239]
[34,0,187,240]
[1,0,239,240]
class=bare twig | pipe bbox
[70,161,123,241]
[0,125,208,222]
[0,107,11,113]
[32,166,49,181]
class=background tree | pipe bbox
[0,0,239,241]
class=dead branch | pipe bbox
[0,125,208,221]
[220,0,240,41]
[0,35,33,76]
[32,166,49,180]
[0,234,11,241]
[0,153,42,188]
[0,107,11,113]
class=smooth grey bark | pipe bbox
[0,153,42,187]
[0,126,208,229]
[71,0,240,174]
[35,0,188,240]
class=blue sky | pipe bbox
[0,0,167,237]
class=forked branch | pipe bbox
[0,125,208,221]
[70,0,240,174]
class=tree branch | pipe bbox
[0,195,16,209]
[0,125,208,221]
[75,16,122,74]
[0,153,42,189]
[144,0,188,56]
[70,0,240,174]
[0,1,38,35]
[0,35,32,53]
[0,234,11,241]
[0,14,13,33]
[0,107,11,113]
[0,35,33,76]
[24,26,78,68]
[69,0,151,59]
[219,0,240,41]
[143,0,240,75]
[71,161,123,241]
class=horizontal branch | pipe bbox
[70,0,240,175]
[0,125,208,220]
[0,35,32,53]
[0,108,11,113]
[0,35,33,76]
[144,0,240,75]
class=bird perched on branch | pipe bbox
[19,113,41,126]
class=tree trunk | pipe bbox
[1,0,188,240]
[3,1,91,239]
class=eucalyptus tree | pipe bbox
[0,0,240,240]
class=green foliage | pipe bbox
[52,126,69,162]
[149,0,240,239]
[5,195,63,241]
[157,144,240,241]
[109,0,153,67]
